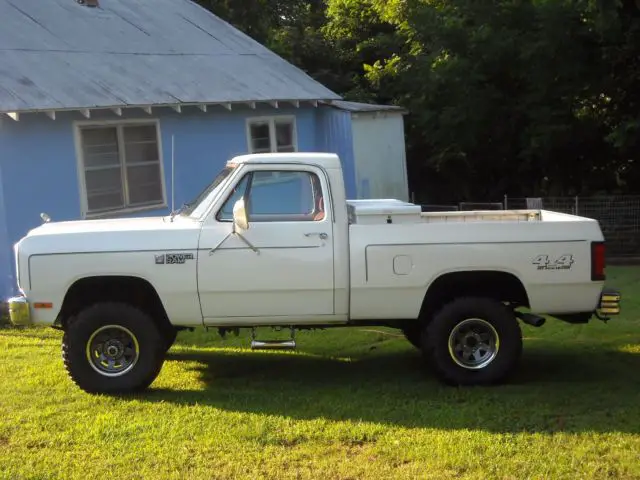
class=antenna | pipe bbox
[171,134,175,213]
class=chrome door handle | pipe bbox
[305,232,328,240]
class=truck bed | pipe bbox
[346,199,604,321]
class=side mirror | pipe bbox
[232,198,249,231]
[210,197,258,255]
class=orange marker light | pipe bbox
[34,302,53,309]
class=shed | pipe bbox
[322,101,409,201]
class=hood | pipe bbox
[26,215,175,237]
[18,214,203,256]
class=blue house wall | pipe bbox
[0,104,354,297]
[0,165,12,299]
[315,108,357,199]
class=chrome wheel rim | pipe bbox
[447,318,500,370]
[86,325,139,377]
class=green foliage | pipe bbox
[198,0,640,202]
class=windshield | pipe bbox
[179,164,236,218]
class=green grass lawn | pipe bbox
[1,267,639,479]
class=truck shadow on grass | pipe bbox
[141,344,640,434]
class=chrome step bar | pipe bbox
[250,327,297,351]
[250,339,297,350]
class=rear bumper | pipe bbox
[7,295,31,326]
[596,288,621,319]
[550,287,621,324]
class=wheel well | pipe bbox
[419,271,530,322]
[57,276,172,335]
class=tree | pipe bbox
[200,0,640,201]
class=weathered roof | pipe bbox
[328,100,408,114]
[0,0,340,114]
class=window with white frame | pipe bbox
[217,169,325,222]
[78,123,165,215]
[247,116,297,153]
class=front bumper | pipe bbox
[7,295,31,326]
[596,288,621,320]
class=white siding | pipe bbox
[351,112,409,201]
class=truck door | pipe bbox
[197,164,336,323]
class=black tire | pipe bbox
[422,297,522,386]
[62,302,165,394]
[162,326,178,352]
[402,325,423,350]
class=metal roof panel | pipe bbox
[0,0,340,113]
[329,100,408,114]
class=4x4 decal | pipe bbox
[532,254,574,271]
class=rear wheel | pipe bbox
[422,297,522,386]
[402,325,422,350]
[62,302,165,394]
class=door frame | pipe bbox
[196,161,342,325]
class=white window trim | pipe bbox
[73,118,167,219]
[245,115,298,154]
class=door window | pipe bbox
[218,170,325,222]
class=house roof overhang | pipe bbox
[0,99,333,121]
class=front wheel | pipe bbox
[162,326,178,352]
[422,297,522,386]
[62,302,165,394]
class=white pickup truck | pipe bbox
[7,152,620,394]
